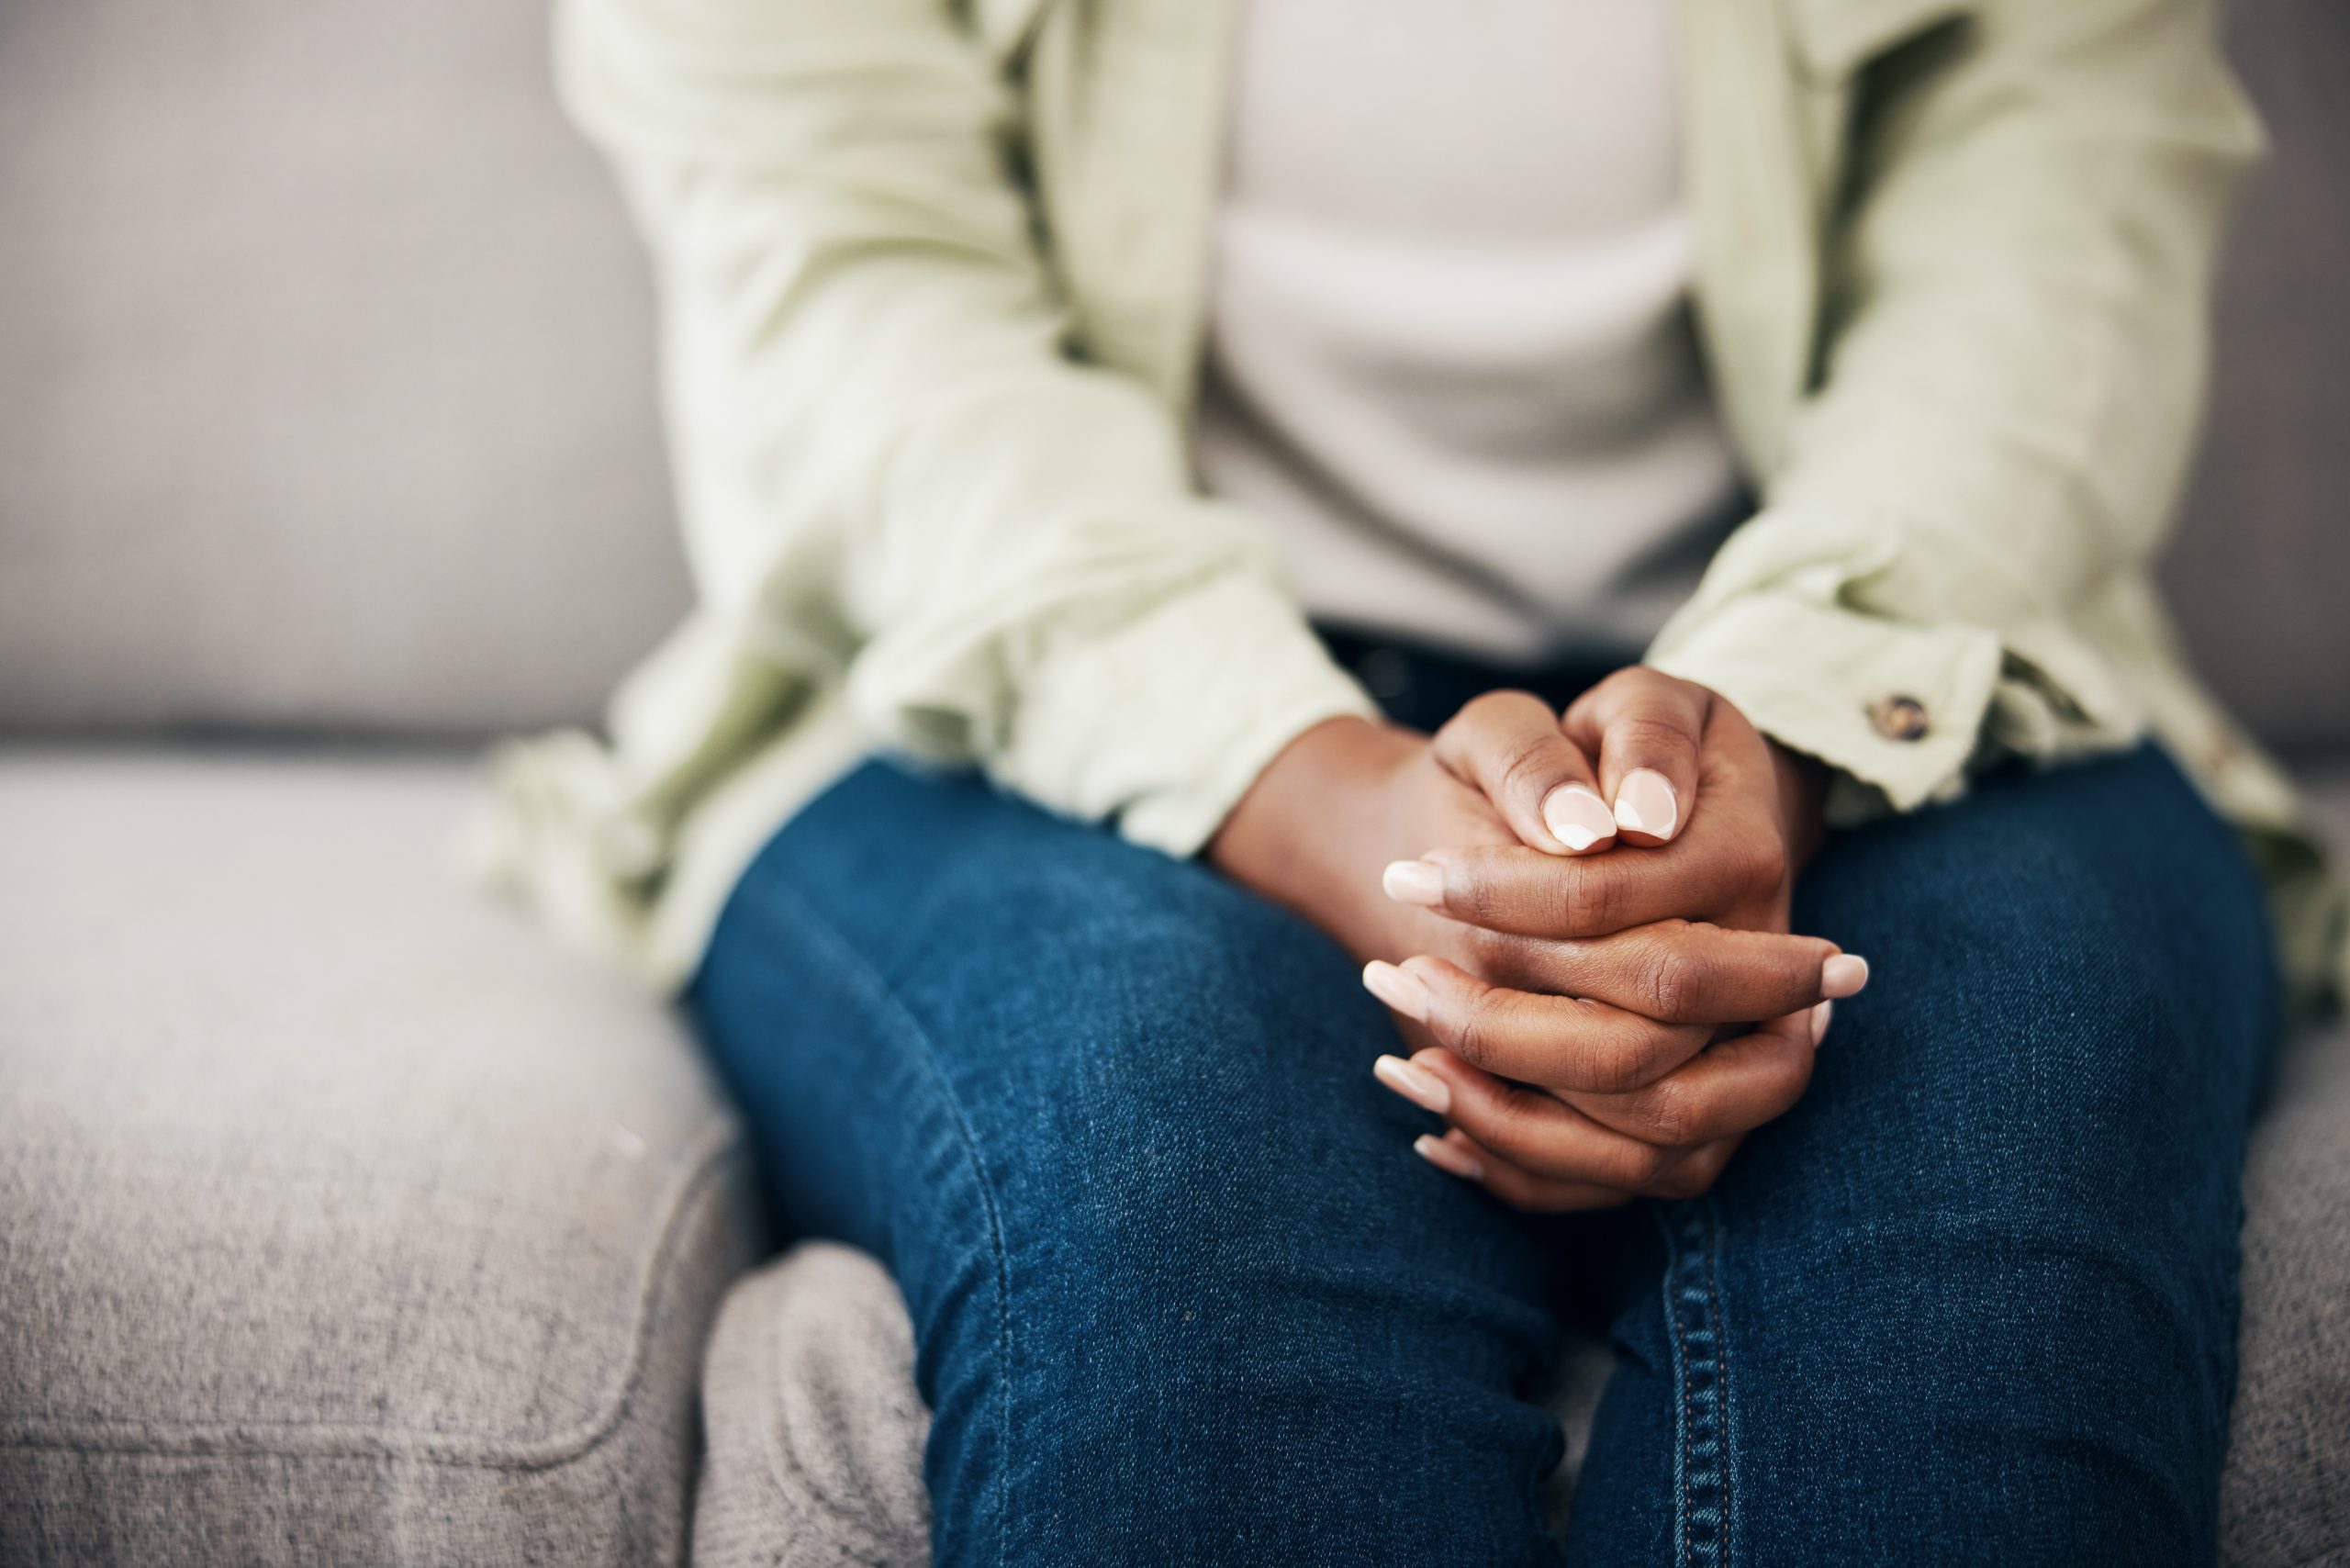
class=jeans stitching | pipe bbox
[1659,1199,1732,1568]
[742,872,1020,1568]
[1653,1204,1690,1567]
[1705,1196,1738,1568]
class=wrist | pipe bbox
[1767,739,1831,871]
[1209,714,1422,925]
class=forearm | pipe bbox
[1207,715,1427,959]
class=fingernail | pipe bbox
[1810,998,1833,1046]
[1612,769,1680,840]
[1820,954,1870,999]
[1541,784,1617,854]
[1362,959,1431,1022]
[1414,1134,1484,1181]
[1373,1054,1450,1115]
[1381,859,1445,906]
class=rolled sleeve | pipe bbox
[1002,571,1379,855]
[1647,588,2002,822]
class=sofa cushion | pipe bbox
[0,751,760,1567]
[2224,1014,2350,1564]
[693,1244,932,1568]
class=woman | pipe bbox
[480,0,2340,1560]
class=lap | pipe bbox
[1570,745,2280,1563]
[1774,743,2276,1214]
[689,758,1569,1566]
[693,757,1521,1255]
[689,744,2278,1564]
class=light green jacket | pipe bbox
[474,0,2343,1004]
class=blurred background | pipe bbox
[0,0,2344,754]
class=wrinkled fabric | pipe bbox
[472,0,2339,1008]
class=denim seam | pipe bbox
[747,873,1020,1568]
[1657,1198,1734,1568]
[1705,1196,1739,1568]
[1654,1204,1692,1568]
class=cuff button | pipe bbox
[1868,695,1930,742]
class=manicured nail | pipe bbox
[1414,1134,1484,1181]
[1382,859,1444,906]
[1820,954,1870,999]
[1541,784,1617,854]
[1810,998,1833,1046]
[1361,960,1431,1023]
[1373,1054,1450,1115]
[1611,769,1680,840]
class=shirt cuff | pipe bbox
[1644,589,2007,825]
[898,568,1379,859]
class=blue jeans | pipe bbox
[688,652,2279,1566]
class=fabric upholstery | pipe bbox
[2163,2,2350,753]
[0,0,2343,752]
[0,0,688,734]
[692,1244,932,1568]
[2224,1021,2350,1564]
[0,753,762,1566]
[2220,773,2350,1565]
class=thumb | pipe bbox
[1563,668,1709,846]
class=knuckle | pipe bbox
[1584,1035,1651,1096]
[1595,667,1650,700]
[1606,1019,1682,1093]
[1456,867,1511,933]
[1449,985,1516,1069]
[1446,1090,1550,1174]
[1481,1097,1557,1169]
[1460,689,1539,734]
[1613,1143,1675,1192]
[1636,944,1710,1023]
[1559,867,1620,935]
[1493,733,1561,802]
[1612,711,1698,756]
[1463,689,1527,719]
[1628,1081,1702,1148]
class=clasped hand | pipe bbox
[1209,668,1868,1212]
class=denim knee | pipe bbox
[888,842,1568,1566]
[1793,748,2274,1209]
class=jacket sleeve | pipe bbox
[556,0,1371,855]
[1645,0,2262,821]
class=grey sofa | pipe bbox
[2,1,2344,1563]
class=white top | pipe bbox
[1192,0,1742,664]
